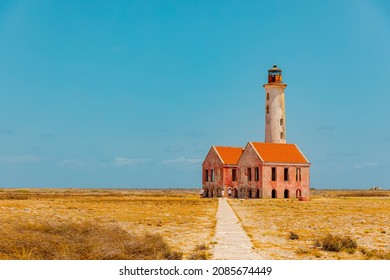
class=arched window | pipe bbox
[296,189,302,198]
[240,188,245,198]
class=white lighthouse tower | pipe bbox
[263,65,287,143]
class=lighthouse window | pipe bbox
[280,118,283,126]
[267,93,270,100]
[266,105,269,114]
[280,132,284,139]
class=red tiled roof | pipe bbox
[250,142,309,164]
[214,146,243,165]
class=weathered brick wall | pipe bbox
[300,166,310,197]
[222,167,238,190]
[202,147,223,197]
[261,165,310,198]
[236,143,310,199]
[236,143,263,198]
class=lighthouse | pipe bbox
[202,64,311,199]
[263,65,287,143]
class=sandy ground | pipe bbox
[1,189,389,260]
[0,189,218,259]
[228,194,390,260]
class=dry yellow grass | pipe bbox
[228,190,390,260]
[0,188,218,260]
[2,188,389,260]
[0,218,182,260]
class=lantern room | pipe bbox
[267,65,283,83]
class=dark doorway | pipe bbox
[284,189,289,198]
[272,189,277,198]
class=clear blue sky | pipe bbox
[0,0,389,189]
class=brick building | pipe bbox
[202,146,243,198]
[202,65,311,199]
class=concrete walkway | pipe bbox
[211,198,268,260]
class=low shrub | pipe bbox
[360,248,390,260]
[187,243,209,260]
[289,232,299,240]
[315,234,357,253]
